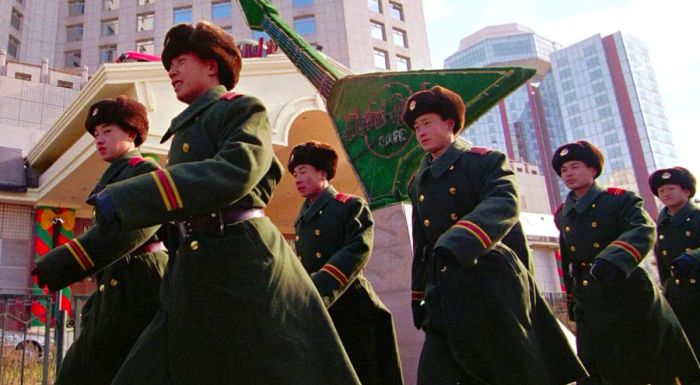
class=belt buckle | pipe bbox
[208,210,225,236]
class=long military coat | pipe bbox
[91,86,358,385]
[555,183,700,384]
[36,150,168,385]
[294,185,404,385]
[409,138,585,385]
[655,201,700,357]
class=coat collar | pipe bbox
[418,138,470,180]
[563,182,605,216]
[88,149,142,204]
[295,185,337,225]
[160,85,227,143]
[659,201,697,226]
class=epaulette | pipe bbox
[220,92,243,101]
[334,193,353,204]
[606,187,626,196]
[128,157,145,167]
[470,146,492,156]
[553,203,564,216]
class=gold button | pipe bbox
[662,250,668,256]
[691,278,697,285]
[676,279,681,285]
[315,229,320,236]
[686,231,692,237]
[98,284,105,292]
[190,240,199,251]
[419,195,425,202]
[450,213,458,221]
[110,279,118,286]
[449,165,454,171]
[315,251,322,258]
[182,143,190,153]
[424,219,430,227]
[565,226,571,233]
[591,204,596,208]
[593,242,600,249]
[449,187,457,195]
[319,210,323,214]
[591,222,598,228]
[569,245,576,252]
[295,235,299,241]
[687,218,691,222]
[440,265,447,272]
[659,234,664,240]
[582,280,589,286]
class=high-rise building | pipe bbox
[445,24,676,217]
[3,0,430,74]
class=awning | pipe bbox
[0,147,27,193]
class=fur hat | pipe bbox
[85,96,148,146]
[551,140,605,178]
[287,141,338,180]
[649,167,696,197]
[402,86,466,133]
[161,21,242,90]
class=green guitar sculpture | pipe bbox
[238,0,535,209]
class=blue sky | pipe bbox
[424,0,700,177]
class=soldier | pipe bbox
[404,85,585,385]
[32,96,168,385]
[650,167,700,374]
[34,21,361,385]
[288,141,404,385]
[552,140,700,384]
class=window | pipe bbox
[57,80,74,89]
[100,45,117,63]
[293,0,314,6]
[101,19,119,36]
[11,8,23,31]
[389,2,403,20]
[69,0,85,16]
[373,48,388,69]
[67,24,83,42]
[368,0,382,13]
[174,7,192,24]
[392,28,407,47]
[138,0,155,5]
[294,16,316,35]
[370,20,385,41]
[136,39,155,54]
[137,13,155,31]
[103,0,119,10]
[64,50,82,68]
[15,72,31,81]
[396,55,410,71]
[7,35,20,58]
[212,2,232,19]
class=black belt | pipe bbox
[178,208,265,236]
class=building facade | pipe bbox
[3,0,430,74]
[445,24,676,218]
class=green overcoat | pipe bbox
[555,183,700,384]
[409,138,585,385]
[35,150,168,385]
[294,185,404,385]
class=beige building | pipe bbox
[4,0,430,74]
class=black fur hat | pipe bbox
[287,141,338,180]
[551,140,605,178]
[402,86,466,133]
[85,96,148,146]
[649,167,696,197]
[162,21,242,90]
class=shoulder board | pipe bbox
[408,172,416,187]
[334,193,353,204]
[553,203,564,216]
[606,187,626,196]
[469,146,492,156]
[128,157,145,167]
[220,92,243,101]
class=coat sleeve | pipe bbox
[106,97,274,230]
[35,161,162,291]
[434,152,519,267]
[312,198,373,304]
[408,179,428,306]
[595,191,656,276]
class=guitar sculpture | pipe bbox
[238,0,535,209]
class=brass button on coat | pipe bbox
[591,222,598,228]
[110,279,118,286]
[440,265,447,272]
[98,284,105,292]
[582,280,589,286]
[449,165,454,171]
[450,213,458,221]
[686,231,692,237]
[315,229,321,236]
[593,242,600,248]
[419,195,425,202]
[565,226,571,233]
[424,219,430,227]
[676,279,681,285]
[691,278,697,285]
[449,187,457,195]
[190,240,200,251]
[659,234,664,240]
[295,235,299,241]
[315,251,322,258]
[591,204,596,208]
[569,245,576,252]
[662,250,668,256]
[182,143,190,153]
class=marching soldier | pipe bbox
[35,21,360,385]
[33,96,168,385]
[650,167,700,380]
[405,85,585,385]
[552,140,700,384]
[288,141,404,385]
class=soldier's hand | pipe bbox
[94,191,118,233]
[671,254,700,278]
[590,259,624,283]
[411,300,425,330]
